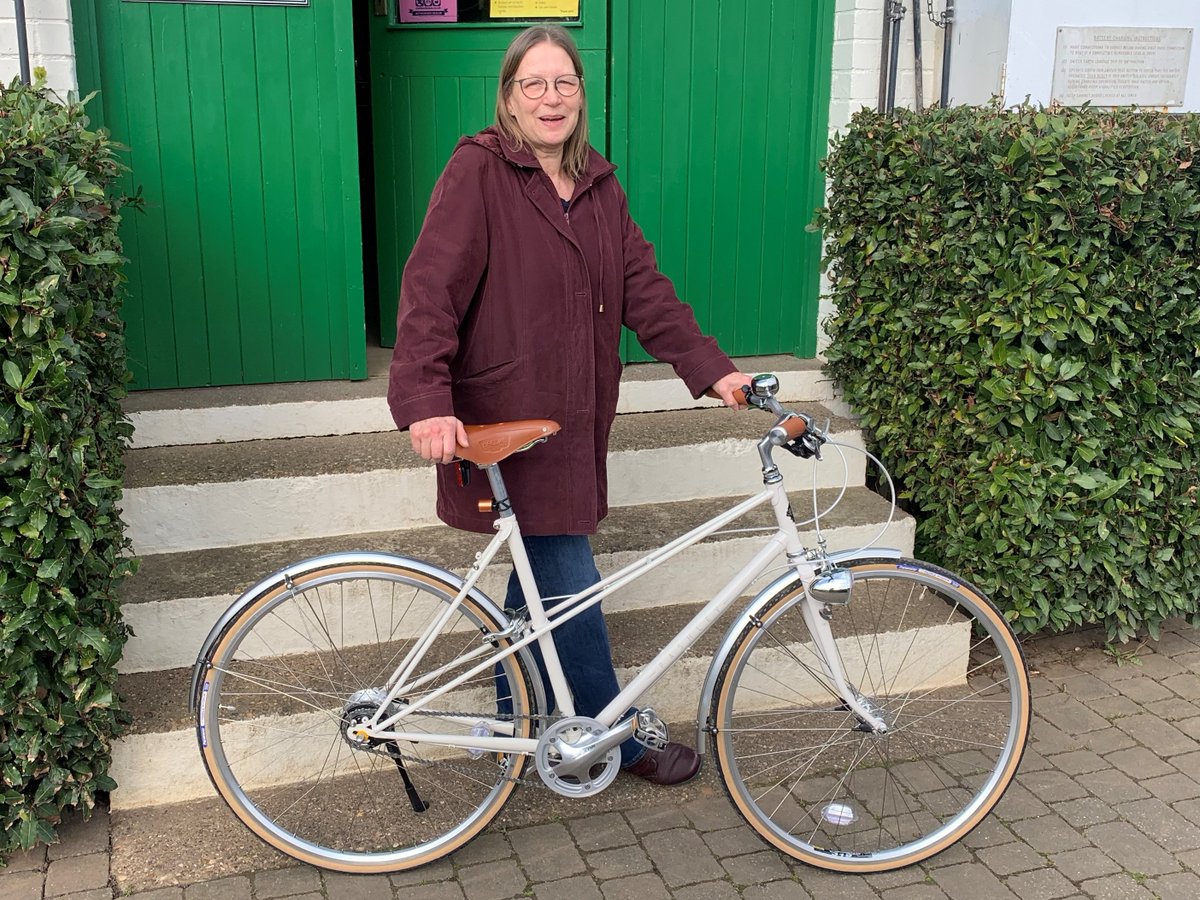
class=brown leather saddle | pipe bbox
[455,419,561,466]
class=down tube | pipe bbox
[597,531,790,724]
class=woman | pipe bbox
[388,25,750,786]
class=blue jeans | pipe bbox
[497,535,644,767]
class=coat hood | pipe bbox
[459,126,616,189]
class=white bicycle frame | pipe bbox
[359,460,888,755]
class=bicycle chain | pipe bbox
[357,708,564,785]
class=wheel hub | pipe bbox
[840,692,891,734]
[340,688,403,750]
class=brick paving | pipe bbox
[4,621,1200,899]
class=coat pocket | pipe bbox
[453,357,519,388]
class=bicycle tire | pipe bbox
[710,558,1030,872]
[196,557,536,873]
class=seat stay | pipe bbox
[370,525,511,729]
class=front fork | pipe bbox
[797,590,889,734]
[764,458,889,735]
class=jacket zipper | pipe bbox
[563,201,603,313]
[556,177,603,314]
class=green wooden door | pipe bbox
[611,0,834,360]
[371,1,607,347]
[71,0,366,389]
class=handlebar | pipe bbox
[741,377,827,462]
[780,416,809,442]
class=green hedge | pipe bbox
[816,105,1200,643]
[0,79,134,854]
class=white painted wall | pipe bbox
[949,0,1200,109]
[1005,0,1200,109]
[0,0,76,99]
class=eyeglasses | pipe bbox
[511,75,582,100]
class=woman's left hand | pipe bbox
[707,372,753,409]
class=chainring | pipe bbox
[534,716,620,797]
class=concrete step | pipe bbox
[118,488,914,674]
[121,404,866,555]
[123,351,832,448]
[111,602,730,808]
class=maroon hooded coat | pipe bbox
[388,127,736,535]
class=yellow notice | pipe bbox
[491,0,579,18]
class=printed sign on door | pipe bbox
[399,0,459,23]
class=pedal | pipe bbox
[634,708,669,751]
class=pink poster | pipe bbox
[399,0,458,23]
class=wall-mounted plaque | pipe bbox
[1051,26,1193,107]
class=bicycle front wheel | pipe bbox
[711,558,1029,872]
[196,557,536,873]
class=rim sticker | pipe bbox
[896,563,961,588]
[199,682,209,748]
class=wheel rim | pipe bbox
[716,563,1028,869]
[200,566,532,871]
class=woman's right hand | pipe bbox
[410,416,470,464]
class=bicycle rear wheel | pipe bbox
[711,558,1029,872]
[195,556,536,872]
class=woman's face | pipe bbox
[506,42,582,158]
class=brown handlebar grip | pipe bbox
[781,417,808,440]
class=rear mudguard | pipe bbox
[693,547,904,753]
[188,551,549,722]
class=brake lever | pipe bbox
[783,419,827,460]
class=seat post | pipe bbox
[483,464,514,516]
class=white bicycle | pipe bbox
[190,374,1030,874]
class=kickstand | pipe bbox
[387,743,430,813]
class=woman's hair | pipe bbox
[494,25,590,181]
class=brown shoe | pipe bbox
[625,742,702,786]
